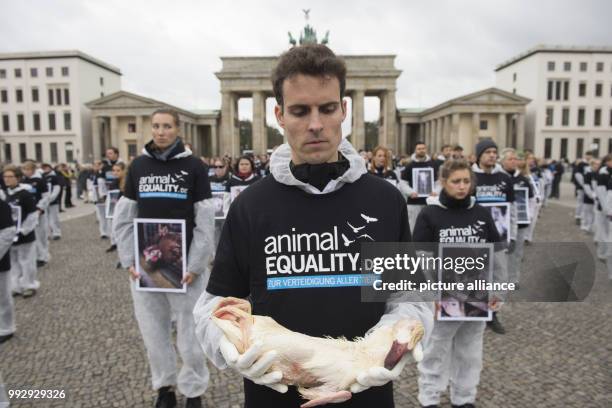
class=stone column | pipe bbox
[516,113,525,150]
[497,113,507,147]
[471,112,480,148]
[383,90,397,152]
[400,123,407,155]
[92,116,102,160]
[252,91,266,155]
[351,90,365,151]
[451,113,460,146]
[136,115,144,153]
[110,116,118,148]
[220,91,239,157]
[211,123,218,157]
[442,115,449,147]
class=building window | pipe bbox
[596,62,604,72]
[513,88,516,94]
[610,109,612,127]
[50,142,58,163]
[100,77,104,86]
[46,67,53,77]
[64,112,71,130]
[30,67,38,77]
[577,108,585,126]
[19,143,26,162]
[33,113,40,131]
[609,138,612,154]
[595,83,603,97]
[128,143,137,158]
[580,62,588,72]
[49,112,56,131]
[65,142,74,162]
[562,107,570,126]
[64,88,70,105]
[0,69,5,79]
[563,62,571,71]
[546,107,554,126]
[14,68,21,78]
[100,92,104,98]
[128,123,136,133]
[560,138,568,159]
[479,120,488,130]
[512,72,517,82]
[48,89,54,105]
[1,114,8,131]
[576,138,584,158]
[594,109,602,126]
[0,89,7,103]
[544,138,552,158]
[547,61,555,71]
[15,89,23,103]
[4,144,11,162]
[17,114,24,131]
[578,82,586,97]
[31,87,39,102]
[593,138,601,157]
[547,80,569,101]
[61,66,69,76]
[35,143,42,162]
[56,89,62,105]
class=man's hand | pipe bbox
[219,336,287,393]
[489,297,503,312]
[350,343,423,394]
[181,272,197,285]
[128,266,139,280]
[410,192,418,199]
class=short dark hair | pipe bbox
[234,155,255,173]
[106,147,119,155]
[414,141,426,148]
[272,44,347,108]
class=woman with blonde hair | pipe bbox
[369,145,399,187]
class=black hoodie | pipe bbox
[123,138,211,250]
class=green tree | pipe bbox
[365,120,379,151]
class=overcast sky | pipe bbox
[2,0,611,127]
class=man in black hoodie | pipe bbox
[400,142,438,233]
[194,44,432,408]
[472,139,515,335]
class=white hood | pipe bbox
[426,194,475,209]
[410,153,431,162]
[269,138,366,195]
[472,162,503,174]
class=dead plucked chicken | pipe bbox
[212,297,424,407]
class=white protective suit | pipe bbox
[193,138,434,377]
[112,146,215,398]
[45,171,62,239]
[0,224,18,336]
[34,170,52,262]
[8,184,40,294]
[416,196,508,407]
[594,166,609,260]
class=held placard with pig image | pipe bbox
[133,218,187,293]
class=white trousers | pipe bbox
[580,203,594,232]
[36,211,50,262]
[509,228,528,284]
[575,190,584,220]
[9,242,38,293]
[0,271,15,336]
[418,320,486,406]
[407,204,426,234]
[48,204,61,238]
[130,275,209,397]
[95,204,109,237]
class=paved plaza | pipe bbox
[1,184,611,407]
